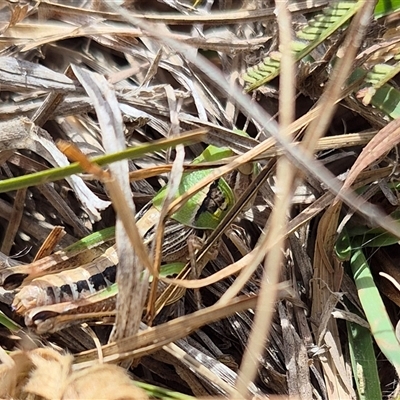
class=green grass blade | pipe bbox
[347,320,381,399]
[347,65,400,120]
[364,63,400,90]
[374,0,400,19]
[296,1,361,42]
[369,83,400,119]
[350,248,400,375]
[337,210,400,250]
[0,310,21,332]
[335,227,353,261]
[134,381,196,399]
[63,226,116,252]
[244,0,361,90]
[350,232,400,249]
[0,132,204,193]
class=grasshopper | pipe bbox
[4,132,257,331]
[23,264,186,335]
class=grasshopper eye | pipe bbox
[3,273,28,290]
[31,310,59,323]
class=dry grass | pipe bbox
[0,0,400,399]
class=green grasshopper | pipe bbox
[3,132,257,332]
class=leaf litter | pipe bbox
[0,0,400,399]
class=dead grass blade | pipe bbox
[67,65,149,341]
[33,226,65,261]
[311,202,354,399]
[339,117,400,197]
[1,187,27,255]
[74,295,257,367]
[0,117,110,221]
[260,131,376,158]
[36,0,328,25]
[146,85,186,322]
[235,4,297,396]
[0,56,79,92]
